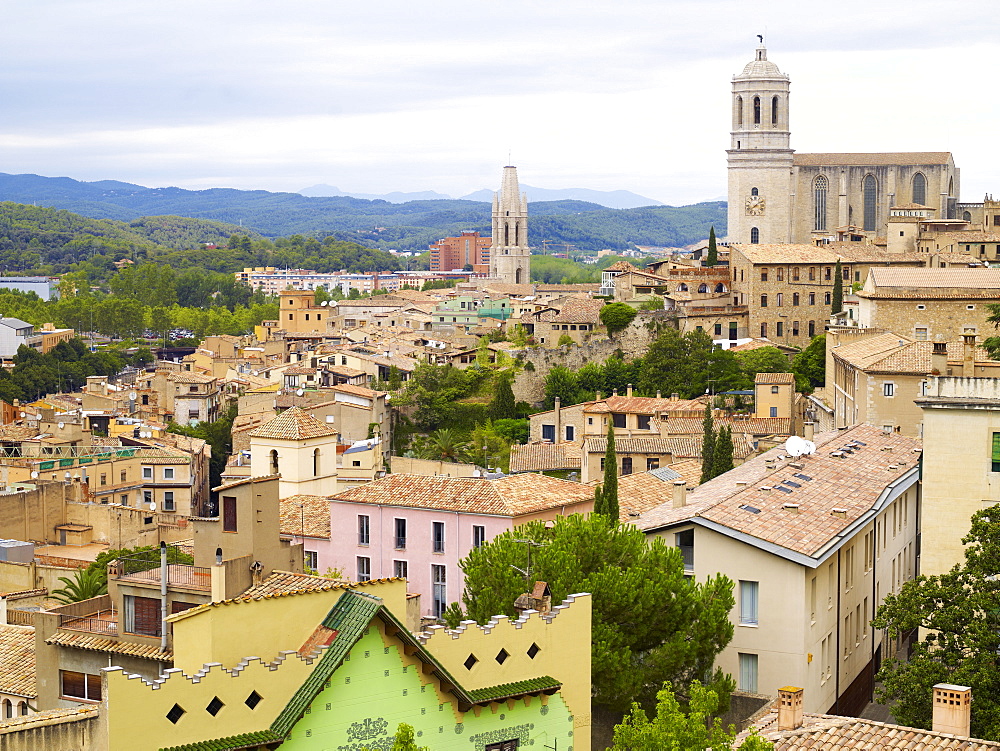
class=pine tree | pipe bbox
[594,421,619,521]
[700,404,716,483]
[832,258,844,314]
[706,226,718,267]
[711,426,735,478]
[487,374,516,420]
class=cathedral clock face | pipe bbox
[745,194,766,216]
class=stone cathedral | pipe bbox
[727,43,961,245]
[488,165,531,285]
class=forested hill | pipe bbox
[0,173,726,251]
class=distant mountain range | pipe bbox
[0,172,725,252]
[299,184,665,210]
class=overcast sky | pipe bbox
[2,1,998,205]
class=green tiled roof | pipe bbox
[161,590,563,750]
[467,676,561,704]
[160,729,281,751]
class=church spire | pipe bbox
[489,166,530,285]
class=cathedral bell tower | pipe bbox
[727,42,794,245]
[489,165,530,285]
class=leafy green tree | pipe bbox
[487,374,517,421]
[710,426,734,478]
[557,332,575,347]
[594,421,619,520]
[831,259,843,314]
[637,329,742,400]
[50,567,108,604]
[600,302,638,335]
[85,544,194,587]
[700,405,716,484]
[460,514,735,712]
[420,428,468,462]
[980,304,1000,361]
[492,418,529,444]
[639,297,664,311]
[467,421,510,471]
[612,681,773,751]
[706,226,718,268]
[791,334,826,391]
[441,602,465,629]
[734,346,791,389]
[872,505,1000,739]
[543,365,584,408]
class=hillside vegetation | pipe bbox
[0,173,727,251]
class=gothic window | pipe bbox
[698,283,708,293]
[912,173,926,206]
[753,97,761,125]
[504,223,509,245]
[814,175,828,231]
[751,187,759,197]
[750,227,760,244]
[863,175,877,231]
[771,96,779,125]
[736,96,743,127]
[964,211,973,222]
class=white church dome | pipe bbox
[740,45,784,77]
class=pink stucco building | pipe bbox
[293,473,594,619]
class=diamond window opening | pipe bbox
[495,649,509,665]
[166,704,186,724]
[206,696,224,716]
[527,643,540,659]
[245,691,263,709]
[464,654,479,670]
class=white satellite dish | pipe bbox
[129,391,137,401]
[784,435,809,457]
[803,440,817,455]
[296,388,304,397]
[58,422,65,430]
[30,471,38,479]
[148,501,156,512]
[321,301,329,307]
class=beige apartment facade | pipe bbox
[917,376,1000,578]
[638,424,921,715]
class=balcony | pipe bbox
[110,554,211,591]
[60,610,118,636]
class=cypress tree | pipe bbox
[700,404,716,483]
[594,421,619,521]
[710,426,734,478]
[832,258,844,314]
[488,374,516,420]
[706,226,718,267]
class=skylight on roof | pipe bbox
[793,473,813,481]
[781,480,801,488]
[739,504,761,514]
[776,486,793,494]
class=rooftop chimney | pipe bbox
[932,684,971,737]
[962,334,976,377]
[672,480,687,508]
[777,686,804,731]
[803,422,815,441]
[931,341,947,375]
[627,383,633,397]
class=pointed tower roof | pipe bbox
[249,406,337,441]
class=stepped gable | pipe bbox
[248,406,337,441]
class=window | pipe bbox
[222,496,237,532]
[760,322,767,338]
[809,320,816,337]
[912,172,926,206]
[809,266,816,281]
[565,425,574,441]
[810,576,817,623]
[771,95,779,125]
[61,671,101,702]
[714,323,722,336]
[992,432,1000,472]
[809,292,815,305]
[825,266,832,281]
[738,653,759,693]
[358,515,370,545]
[770,406,778,417]
[393,560,408,579]
[269,449,279,474]
[760,270,768,282]
[792,321,799,337]
[647,457,659,471]
[432,564,447,618]
[541,424,555,442]
[750,227,760,244]
[675,529,694,572]
[163,467,174,480]
[824,292,832,305]
[612,413,626,429]
[740,581,759,625]
[760,294,768,308]
[357,556,371,582]
[313,448,320,476]
[121,470,127,483]
[776,267,784,281]
[776,293,783,307]
[394,518,406,549]
[124,594,161,636]
[883,382,895,397]
[485,741,520,751]
[863,174,877,231]
[142,466,153,480]
[792,293,799,306]
[637,415,651,430]
[473,525,486,549]
[304,550,318,570]
[143,490,153,506]
[163,491,175,511]
[753,96,761,125]
[432,521,445,553]
[621,457,633,475]
[100,473,107,486]
[814,175,828,230]
[776,322,783,337]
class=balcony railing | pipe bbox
[111,553,211,591]
[59,611,118,636]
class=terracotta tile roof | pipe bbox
[793,152,952,166]
[584,394,708,414]
[637,424,921,560]
[249,406,337,440]
[587,434,756,460]
[732,243,840,264]
[866,267,1000,289]
[509,442,582,473]
[332,383,386,399]
[238,570,348,599]
[834,334,996,375]
[0,625,35,697]
[549,298,605,324]
[935,230,1000,243]
[332,473,594,516]
[604,261,639,273]
[618,472,685,521]
[743,710,1000,750]
[279,495,331,539]
[168,372,218,384]
[46,630,172,661]
[754,372,795,385]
